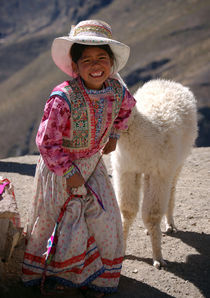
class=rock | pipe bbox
[0,219,23,262]
[0,178,23,264]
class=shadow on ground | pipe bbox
[167,230,210,297]
[0,161,36,176]
[0,275,174,298]
[125,230,210,297]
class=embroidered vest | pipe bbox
[50,77,124,154]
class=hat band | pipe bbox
[73,25,112,39]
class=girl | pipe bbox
[22,20,136,296]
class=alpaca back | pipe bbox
[135,79,197,128]
[113,79,197,175]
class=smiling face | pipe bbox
[72,46,113,90]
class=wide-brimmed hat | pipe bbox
[51,20,130,77]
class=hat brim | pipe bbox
[51,36,130,77]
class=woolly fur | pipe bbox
[111,79,198,268]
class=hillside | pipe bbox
[0,0,210,159]
[0,147,209,297]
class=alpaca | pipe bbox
[111,79,197,268]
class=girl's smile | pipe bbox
[72,47,113,90]
[90,71,103,78]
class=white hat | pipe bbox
[51,20,130,77]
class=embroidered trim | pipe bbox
[85,86,112,95]
[50,267,105,287]
[50,91,71,111]
[102,257,124,266]
[23,236,97,269]
[63,165,77,177]
[98,79,124,146]
[62,78,96,152]
[51,78,124,154]
[23,250,100,275]
[74,25,112,39]
[109,133,120,139]
[23,267,106,289]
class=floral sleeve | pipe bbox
[36,96,77,177]
[110,87,136,137]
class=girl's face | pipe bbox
[72,46,113,90]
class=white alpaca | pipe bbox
[111,79,197,268]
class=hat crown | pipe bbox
[52,19,130,77]
[69,20,113,39]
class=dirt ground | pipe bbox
[0,147,209,298]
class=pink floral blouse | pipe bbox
[36,78,136,177]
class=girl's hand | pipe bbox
[66,172,85,190]
[102,138,117,155]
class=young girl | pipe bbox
[22,20,136,296]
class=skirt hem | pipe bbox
[23,267,118,293]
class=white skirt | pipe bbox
[22,152,124,293]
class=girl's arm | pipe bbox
[102,137,117,155]
[36,96,79,178]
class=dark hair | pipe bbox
[70,43,115,63]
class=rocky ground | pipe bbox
[0,147,209,298]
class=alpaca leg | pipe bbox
[115,172,141,248]
[142,174,170,268]
[165,167,182,233]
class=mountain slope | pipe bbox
[0,0,210,158]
